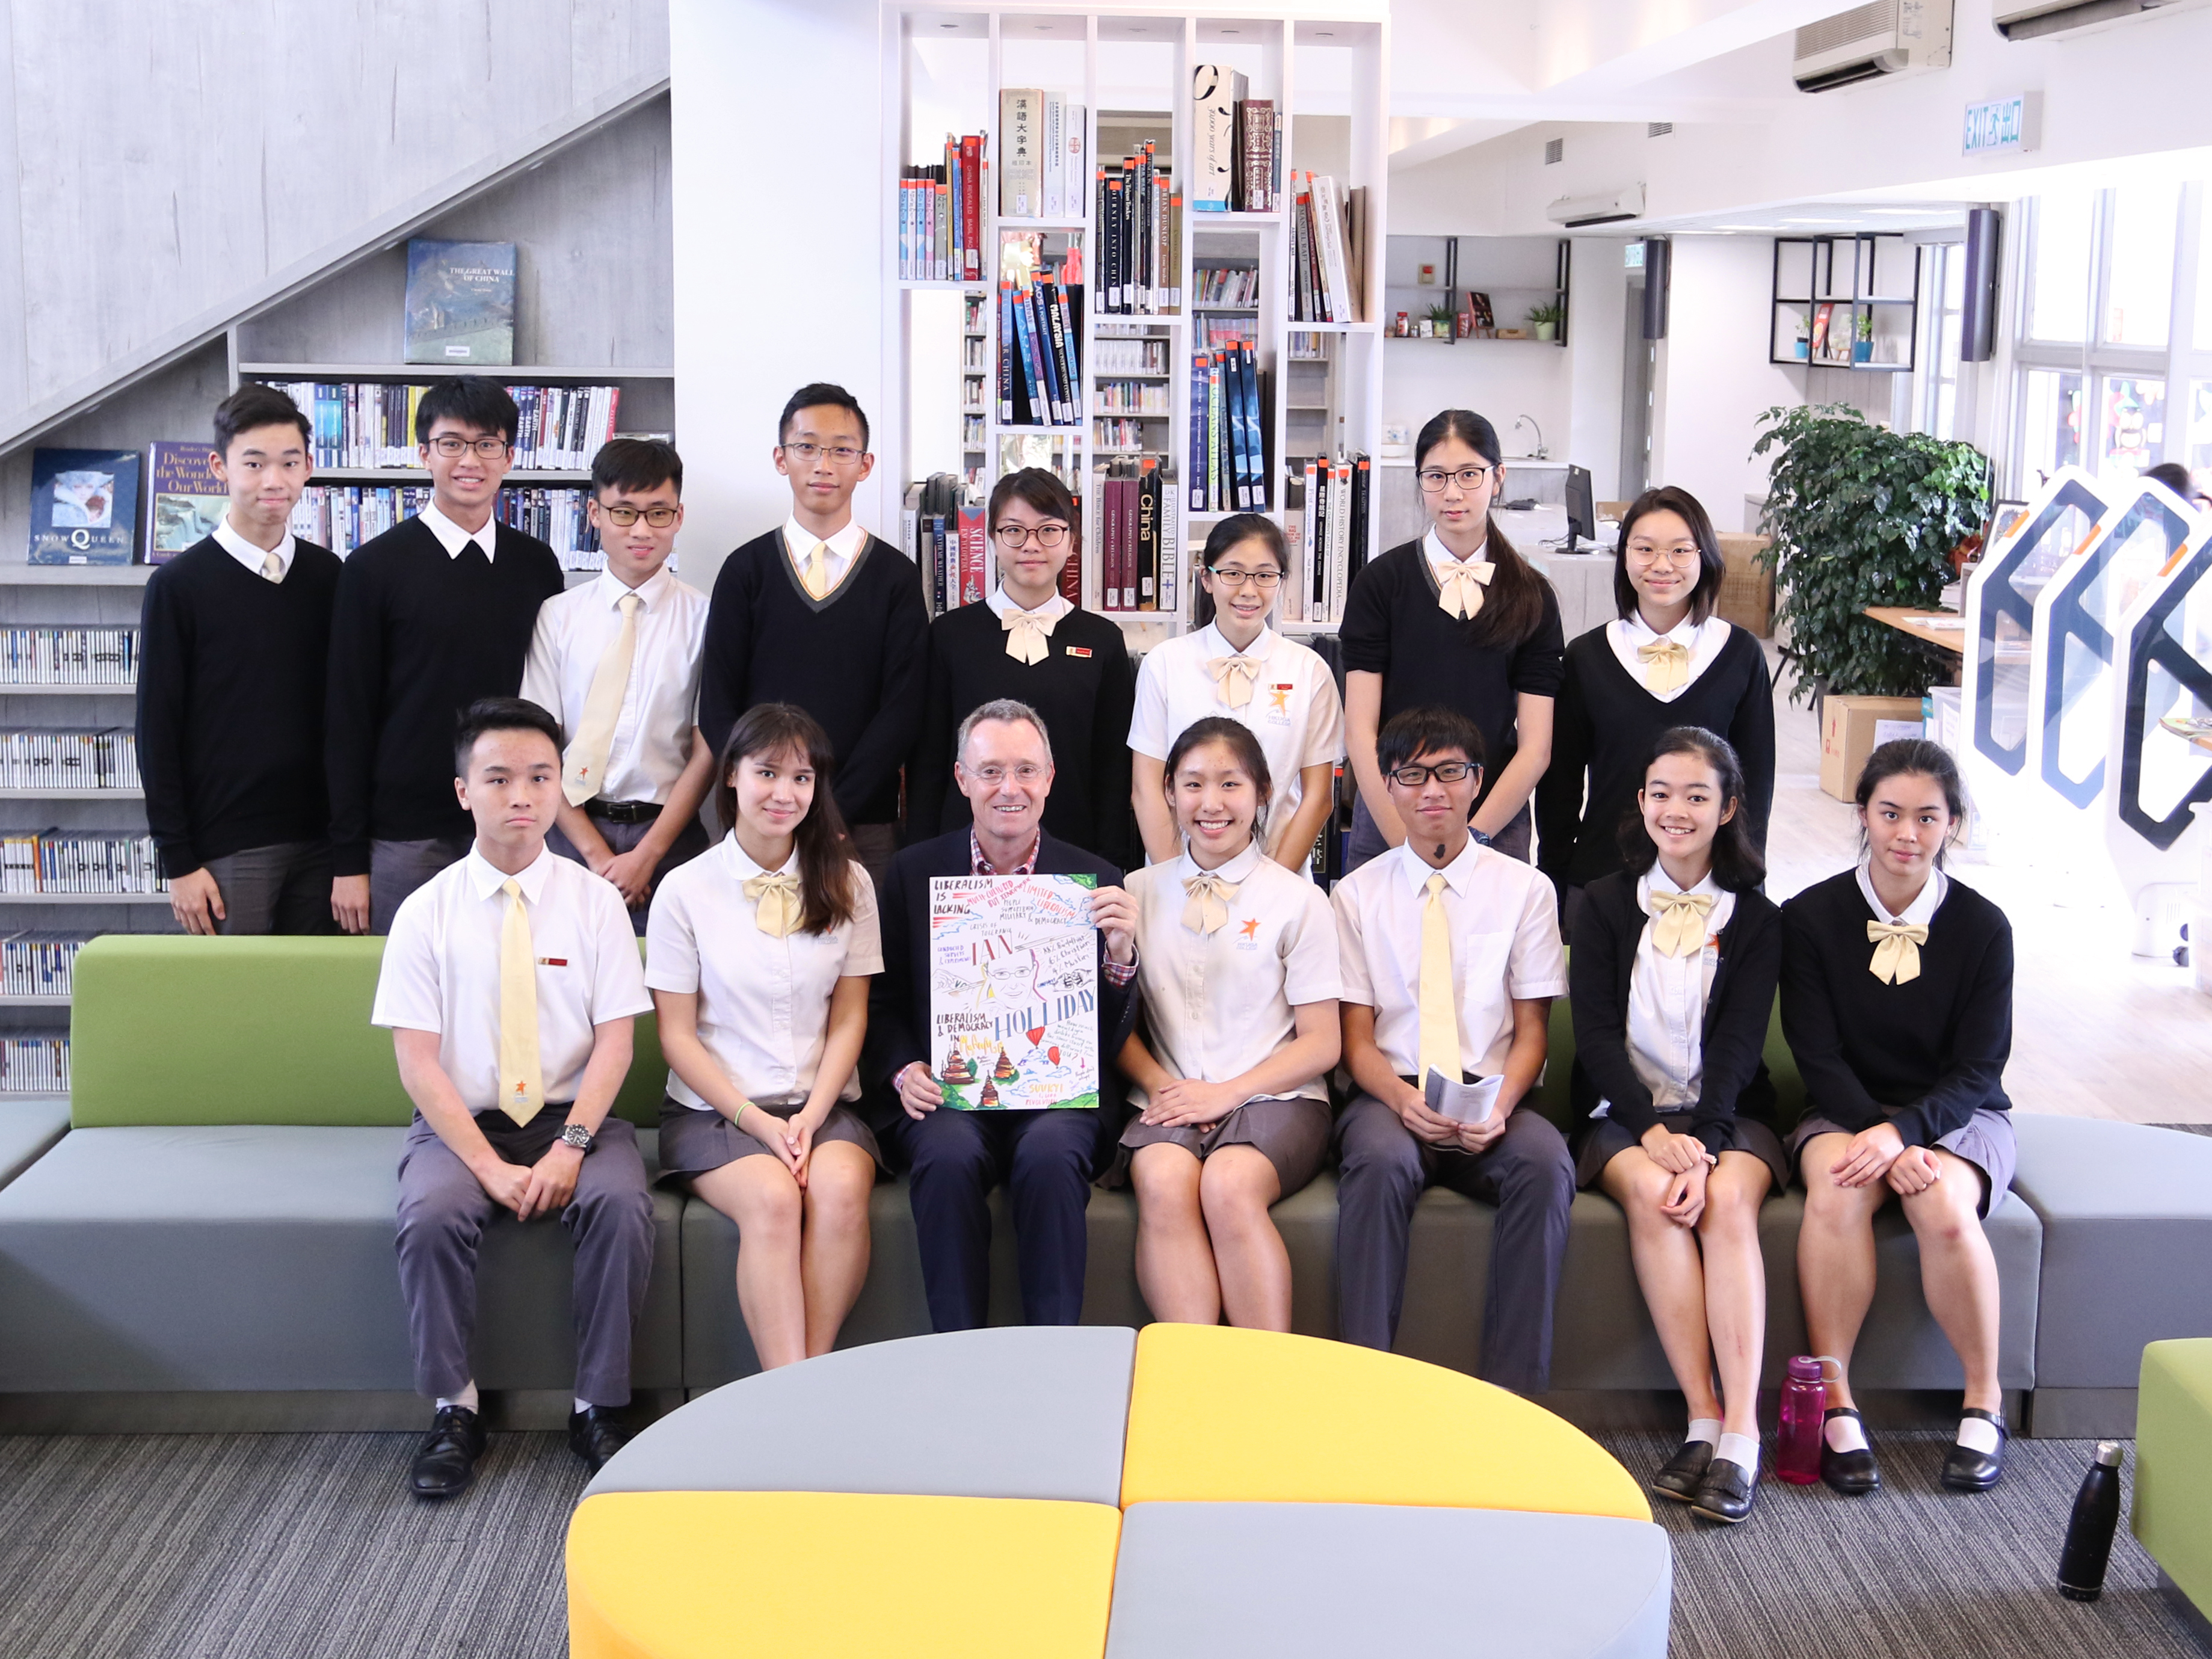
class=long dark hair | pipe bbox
[1855,737,1967,867]
[1612,485,1726,625]
[716,704,857,934]
[1193,512,1286,629]
[1412,409,1549,648]
[1162,715,1274,843]
[1616,725,1766,893]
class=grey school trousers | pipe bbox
[201,840,335,934]
[1332,1091,1574,1394]
[369,836,472,934]
[394,1110,655,1406]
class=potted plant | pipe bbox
[1853,309,1874,363]
[1527,301,1563,342]
[1751,402,1991,701]
[1427,303,1455,338]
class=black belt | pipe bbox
[585,798,661,823]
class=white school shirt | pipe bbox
[781,517,867,596]
[985,582,1071,629]
[645,835,884,1110]
[372,844,652,1113]
[1855,857,1949,926]
[520,565,709,806]
[419,500,500,561]
[1332,838,1567,1082]
[212,516,295,580]
[1600,869,1737,1117]
[1607,612,1731,701]
[1423,527,1488,578]
[1125,840,1342,1111]
[1127,623,1345,831]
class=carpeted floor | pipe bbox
[0,1428,2202,1657]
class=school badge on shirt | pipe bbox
[1065,645,1093,657]
[1265,683,1293,724]
[1235,916,1263,950]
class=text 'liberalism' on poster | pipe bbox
[928,874,1100,1110]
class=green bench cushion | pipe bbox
[2133,1338,2212,1617]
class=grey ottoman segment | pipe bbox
[593,1325,1136,1506]
[1105,1502,1670,1659]
[0,1100,68,1192]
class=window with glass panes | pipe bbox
[1920,242,1965,440]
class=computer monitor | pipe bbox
[1564,464,1595,553]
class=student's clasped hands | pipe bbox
[473,1139,584,1222]
[1829,1121,1936,1195]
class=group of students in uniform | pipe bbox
[138,381,2017,1525]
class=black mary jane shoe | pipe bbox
[1819,1406,1881,1496]
[1651,1439,1714,1503]
[570,1405,632,1475]
[1690,1456,1759,1525]
[1940,1407,2007,1492]
[410,1404,487,1499]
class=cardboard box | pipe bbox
[1714,533,1774,636]
[1820,695,1926,802]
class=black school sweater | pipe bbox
[1535,623,1776,896]
[137,534,343,877]
[1779,869,2013,1147]
[908,602,1136,866]
[1339,540,1565,813]
[1567,870,1780,1156]
[324,516,562,873]
[697,531,929,828]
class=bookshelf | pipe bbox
[881,4,1388,645]
[1770,233,1920,371]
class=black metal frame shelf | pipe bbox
[1771,232,1921,373]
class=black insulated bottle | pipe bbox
[2057,1441,2125,1602]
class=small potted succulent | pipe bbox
[1527,301,1563,342]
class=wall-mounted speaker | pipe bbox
[1961,206,2000,364]
[1641,238,1670,340]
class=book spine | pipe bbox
[962,133,984,278]
[1188,352,1208,511]
[1351,455,1371,576]
[1310,458,1328,614]
[1012,290,1044,423]
[1314,175,1351,325]
[1208,353,1225,513]
[1043,93,1063,218]
[998,286,1017,423]
[1243,343,1266,510]
[1138,458,1158,611]
[1159,472,1178,614]
[1042,281,1075,428]
[1028,286,1064,424]
[1102,174,1121,312]
[958,497,987,605]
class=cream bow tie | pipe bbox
[1181,871,1240,935]
[1638,637,1691,694]
[1867,920,1929,985]
[1650,891,1715,958]
[744,870,803,939]
[1208,654,1262,710]
[1002,608,1056,665]
[1435,559,1494,620]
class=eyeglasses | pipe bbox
[428,435,511,459]
[596,505,680,528]
[965,763,1047,786]
[781,441,866,466]
[1388,760,1477,787]
[993,523,1070,549]
[1417,466,1494,492]
[1626,540,1701,565]
[1208,567,1283,589]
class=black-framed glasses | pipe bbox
[993,523,1070,549]
[429,435,510,459]
[781,440,866,465]
[1417,465,1493,492]
[596,504,680,528]
[1208,567,1282,589]
[1388,760,1477,787]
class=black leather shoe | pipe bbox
[570,1406,631,1474]
[1820,1406,1881,1495]
[1690,1456,1759,1524]
[410,1405,487,1499]
[1651,1439,1713,1503]
[1941,1407,2007,1492]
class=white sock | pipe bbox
[1956,1415,2002,1454]
[1824,1413,1868,1454]
[575,1397,596,1416]
[436,1382,480,1414]
[1716,1431,1761,1473]
[1684,1417,1722,1447]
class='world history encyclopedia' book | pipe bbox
[404,239,516,366]
[29,448,141,565]
[144,441,229,562]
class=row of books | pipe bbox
[998,274,1085,429]
[1092,459,1178,614]
[1281,455,1375,625]
[1093,419,1155,453]
[0,628,137,686]
[997,90,1088,219]
[1194,265,1263,309]
[898,132,985,282]
[0,731,141,792]
[0,933,85,998]
[1191,68,1283,214]
[0,833,167,895]
[1187,345,1269,513]
[0,1033,67,1093]
[1097,145,1178,316]
[1092,336,1171,375]
[1199,316,1258,351]
[285,485,605,567]
[908,473,987,615]
[1290,174,1368,324]
[1094,381,1174,416]
[256,381,623,472]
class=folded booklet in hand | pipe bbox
[1425,1069,1502,1126]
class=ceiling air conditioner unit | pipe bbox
[1793,0,1952,94]
[1545,184,1645,228]
[1993,0,2210,44]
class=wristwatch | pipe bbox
[559,1122,595,1154]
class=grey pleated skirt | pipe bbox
[656,1097,886,1186]
[1573,1113,1790,1192]
[1103,1095,1331,1196]
[1787,1107,2015,1217]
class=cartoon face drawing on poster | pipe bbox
[981,945,1043,1006]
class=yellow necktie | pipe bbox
[1208,654,1262,709]
[497,878,545,1126]
[260,549,285,582]
[1638,637,1691,694]
[805,541,834,599]
[1181,871,1240,934]
[1649,890,1714,958]
[1417,872,1460,1085]
[1002,608,1055,665]
[1867,920,1929,985]
[562,592,642,805]
[744,870,803,938]
[1435,559,1494,620]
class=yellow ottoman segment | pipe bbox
[1121,1324,1648,1522]
[568,1490,1121,1659]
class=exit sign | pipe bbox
[1964,92,2042,157]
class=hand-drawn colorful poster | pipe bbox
[928,874,1099,1110]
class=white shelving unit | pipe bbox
[880,4,1387,645]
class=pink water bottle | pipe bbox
[1775,1355,1833,1486]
